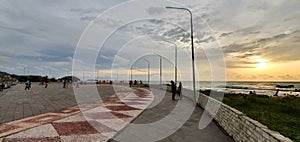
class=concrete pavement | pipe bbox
[0,83,76,123]
[109,87,233,142]
[0,85,154,141]
[0,83,117,123]
[0,83,233,142]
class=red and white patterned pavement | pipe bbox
[0,87,153,142]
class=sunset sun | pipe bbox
[257,59,267,69]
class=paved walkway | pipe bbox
[109,87,233,142]
[0,84,233,142]
[0,83,116,123]
[0,85,153,141]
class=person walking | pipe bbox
[25,81,30,90]
[129,80,133,87]
[177,82,182,99]
[170,80,176,100]
[45,81,48,88]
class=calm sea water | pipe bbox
[180,81,300,97]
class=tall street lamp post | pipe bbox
[144,59,150,85]
[159,55,162,86]
[153,53,163,87]
[166,6,197,103]
[130,67,133,81]
[164,41,177,83]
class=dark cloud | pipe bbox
[70,7,106,21]
[248,31,260,34]
[146,7,165,15]
[0,25,32,35]
[222,44,244,54]
[236,52,261,59]
[226,60,257,69]
[80,16,97,21]
[70,8,103,14]
[230,73,277,81]
[277,74,295,80]
[254,30,300,62]
[39,45,75,62]
[220,32,233,37]
[195,36,215,43]
[261,45,300,62]
[148,19,164,25]
[222,29,300,63]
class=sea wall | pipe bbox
[197,93,292,142]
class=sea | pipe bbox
[180,81,300,97]
[119,80,300,97]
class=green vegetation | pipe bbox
[200,90,300,142]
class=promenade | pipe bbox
[0,83,116,123]
[109,87,233,142]
[0,83,232,142]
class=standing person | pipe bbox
[129,80,133,87]
[139,80,143,87]
[134,80,137,85]
[170,80,176,100]
[177,82,182,99]
[63,80,66,88]
[45,81,48,88]
[25,81,30,90]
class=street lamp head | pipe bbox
[166,6,181,9]
[166,6,182,10]
[165,6,192,14]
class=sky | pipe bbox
[0,0,300,82]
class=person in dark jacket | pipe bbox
[25,81,30,90]
[177,82,182,99]
[170,80,176,100]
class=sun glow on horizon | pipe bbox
[256,59,267,70]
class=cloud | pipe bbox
[146,7,165,15]
[80,16,97,21]
[228,73,278,81]
[219,32,233,37]
[0,0,300,81]
[70,7,106,22]
[195,36,215,43]
[0,25,33,35]
[221,28,300,69]
[70,8,102,14]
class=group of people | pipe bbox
[25,80,79,90]
[170,80,182,100]
[128,79,183,100]
[129,80,143,87]
[26,80,47,90]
